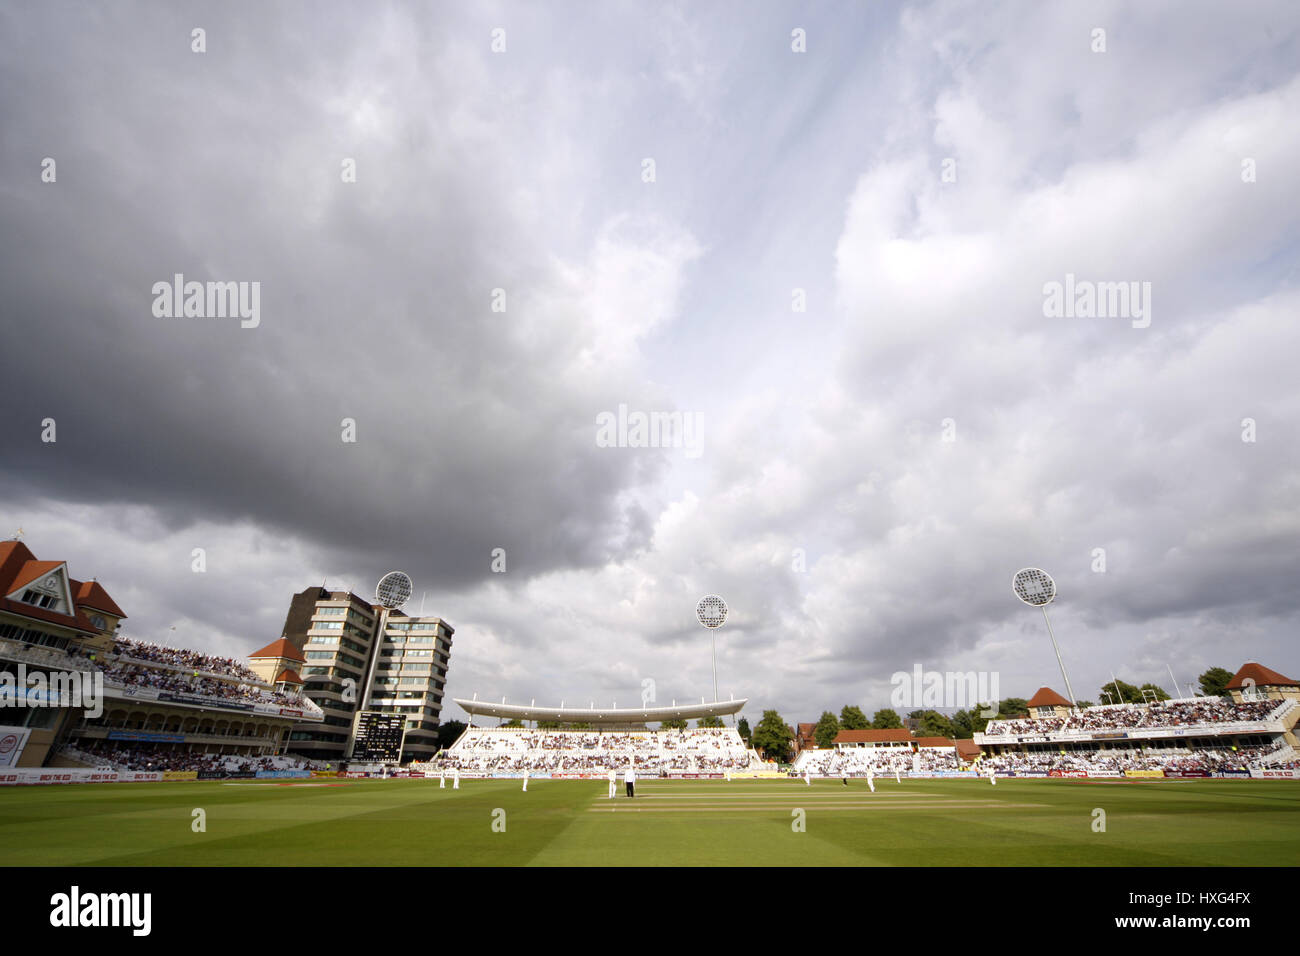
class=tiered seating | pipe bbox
[101,660,309,708]
[90,638,321,714]
[64,742,312,774]
[984,697,1287,736]
[112,637,262,683]
[423,727,758,775]
[978,745,1269,774]
[791,746,959,776]
[984,716,1067,735]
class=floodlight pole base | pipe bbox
[1042,606,1077,707]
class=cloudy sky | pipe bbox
[2,1,1298,725]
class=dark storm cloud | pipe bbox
[0,3,672,592]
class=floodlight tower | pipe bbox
[346,571,414,758]
[1011,568,1077,707]
[696,594,728,704]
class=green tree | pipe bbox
[1139,682,1170,702]
[436,720,467,750]
[501,718,523,728]
[751,710,794,763]
[871,708,903,729]
[839,705,870,730]
[697,716,724,728]
[660,718,688,730]
[537,720,561,729]
[813,711,840,748]
[949,707,992,739]
[997,698,1029,718]
[913,710,955,737]
[1075,700,1095,709]
[1099,680,1168,704]
[1198,667,1235,699]
[737,717,751,743]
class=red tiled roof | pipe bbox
[275,668,304,684]
[69,578,126,618]
[1227,662,1297,690]
[0,541,102,636]
[914,736,954,748]
[7,560,63,594]
[1028,687,1072,708]
[249,638,306,663]
[955,739,982,758]
[834,729,914,744]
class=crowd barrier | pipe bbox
[0,767,316,784]
[0,768,160,785]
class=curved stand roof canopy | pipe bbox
[454,697,746,727]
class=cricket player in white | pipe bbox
[895,768,901,784]
[453,768,460,789]
[439,773,445,789]
[866,766,875,793]
[988,767,996,786]
[624,763,636,798]
[607,767,617,799]
[521,771,528,792]
[804,768,811,786]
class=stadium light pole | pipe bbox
[696,595,728,703]
[347,571,413,759]
[1012,569,1077,707]
[1167,664,1184,699]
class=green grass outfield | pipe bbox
[2,776,1298,866]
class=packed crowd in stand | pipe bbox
[791,746,960,776]
[98,659,308,708]
[110,637,263,683]
[62,742,312,774]
[976,745,1269,774]
[986,716,1068,735]
[425,728,759,775]
[983,697,1286,736]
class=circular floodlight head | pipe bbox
[1012,568,1056,607]
[375,571,413,610]
[696,594,728,629]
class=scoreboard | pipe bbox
[352,711,406,761]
